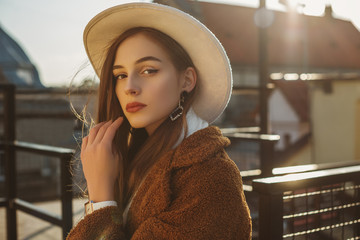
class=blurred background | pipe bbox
[0,0,359,87]
[0,0,360,239]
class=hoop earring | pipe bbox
[169,93,185,121]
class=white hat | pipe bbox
[84,2,232,123]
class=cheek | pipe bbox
[115,83,126,110]
[150,76,180,108]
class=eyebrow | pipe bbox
[113,56,162,70]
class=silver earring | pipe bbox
[169,93,185,121]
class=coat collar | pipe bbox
[170,126,230,169]
[172,107,209,149]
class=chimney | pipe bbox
[325,5,333,18]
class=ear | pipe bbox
[181,67,197,93]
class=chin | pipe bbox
[129,123,146,129]
[127,118,148,129]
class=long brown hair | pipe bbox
[97,27,197,215]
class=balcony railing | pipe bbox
[253,164,360,240]
[222,128,280,177]
[0,83,75,240]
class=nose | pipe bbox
[124,74,141,96]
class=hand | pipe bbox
[81,117,123,202]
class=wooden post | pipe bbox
[258,0,274,177]
[3,84,17,240]
[61,155,73,239]
[258,193,283,240]
[260,139,276,177]
[259,0,269,134]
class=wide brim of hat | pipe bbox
[83,2,232,123]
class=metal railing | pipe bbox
[222,127,360,239]
[0,83,75,240]
[253,164,360,240]
[222,128,280,177]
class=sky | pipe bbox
[0,0,359,87]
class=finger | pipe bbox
[93,120,113,144]
[81,136,88,162]
[87,121,107,144]
[102,117,124,146]
[81,136,88,152]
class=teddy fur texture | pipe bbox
[66,126,252,239]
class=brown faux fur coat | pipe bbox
[66,126,252,239]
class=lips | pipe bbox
[126,102,147,113]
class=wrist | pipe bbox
[89,194,115,203]
[87,181,116,202]
[88,188,115,202]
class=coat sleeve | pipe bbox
[66,206,126,240]
[130,154,252,240]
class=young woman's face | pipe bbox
[113,33,185,135]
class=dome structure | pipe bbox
[0,26,44,88]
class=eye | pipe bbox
[142,68,159,75]
[114,73,127,80]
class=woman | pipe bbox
[67,2,251,239]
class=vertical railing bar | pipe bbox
[291,191,295,240]
[356,181,360,238]
[305,187,309,240]
[61,154,73,239]
[352,181,355,239]
[342,182,345,240]
[3,84,17,240]
[317,186,321,239]
[330,185,334,238]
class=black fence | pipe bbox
[0,83,75,240]
[223,128,280,177]
[253,165,360,240]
